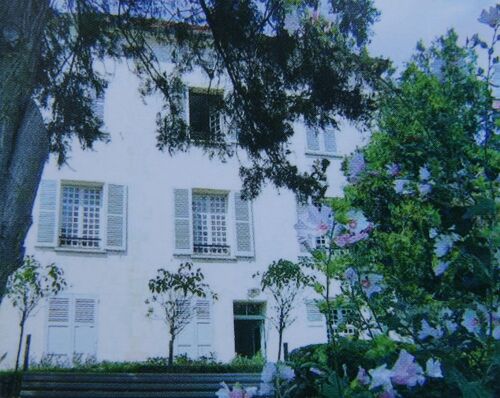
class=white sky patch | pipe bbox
[370,0,497,68]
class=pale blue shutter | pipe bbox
[234,192,254,257]
[196,299,212,357]
[174,189,192,254]
[47,297,71,357]
[324,129,337,153]
[306,128,320,151]
[73,298,98,358]
[37,180,58,246]
[106,184,127,251]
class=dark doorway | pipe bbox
[233,302,265,358]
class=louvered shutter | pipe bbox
[323,129,337,153]
[176,299,196,358]
[234,192,254,257]
[305,300,323,324]
[37,180,58,246]
[306,129,320,151]
[47,297,71,356]
[195,300,212,357]
[174,189,192,254]
[73,298,98,357]
[296,201,309,252]
[106,184,127,251]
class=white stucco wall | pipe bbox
[0,55,365,369]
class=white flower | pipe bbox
[440,308,458,334]
[433,261,449,276]
[462,309,481,336]
[369,364,393,390]
[418,183,432,196]
[261,362,276,383]
[245,386,258,397]
[418,319,443,340]
[390,350,425,387]
[216,382,231,398]
[419,166,431,181]
[278,364,295,381]
[394,179,411,194]
[361,274,384,298]
[356,366,370,385]
[425,358,443,378]
[258,382,274,396]
[434,233,459,258]
[344,267,358,284]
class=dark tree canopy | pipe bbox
[0,0,387,300]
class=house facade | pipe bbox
[0,54,366,368]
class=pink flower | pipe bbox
[360,274,384,298]
[294,205,334,248]
[390,350,425,387]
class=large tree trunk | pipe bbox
[0,1,51,303]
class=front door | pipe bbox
[233,302,265,358]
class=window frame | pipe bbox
[305,128,340,157]
[187,87,225,144]
[58,181,105,252]
[191,189,232,258]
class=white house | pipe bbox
[0,48,366,368]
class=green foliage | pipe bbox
[26,355,263,374]
[288,10,500,398]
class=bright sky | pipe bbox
[370,0,497,68]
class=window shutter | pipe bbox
[323,129,337,153]
[196,299,213,357]
[305,300,323,324]
[174,189,192,254]
[37,180,58,246]
[47,297,71,356]
[73,298,98,357]
[296,200,309,252]
[234,192,254,257]
[306,128,320,151]
[106,184,127,251]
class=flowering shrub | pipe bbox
[289,10,499,398]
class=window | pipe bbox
[189,88,223,141]
[174,189,254,257]
[306,128,337,155]
[60,185,102,249]
[305,299,355,335]
[192,192,229,256]
[37,180,127,252]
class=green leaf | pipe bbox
[464,198,496,219]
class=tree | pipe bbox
[0,0,387,302]
[254,259,312,361]
[146,262,217,366]
[289,10,499,397]
[6,256,66,371]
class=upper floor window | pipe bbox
[36,180,127,252]
[189,88,223,142]
[306,128,337,155]
[173,189,254,258]
[60,185,102,249]
[192,193,229,256]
